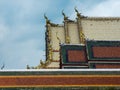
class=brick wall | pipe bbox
[92,47,120,58]
[68,50,87,62]
[95,64,120,68]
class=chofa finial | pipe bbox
[62,10,68,20]
[74,7,81,18]
[74,7,78,13]
[44,13,50,24]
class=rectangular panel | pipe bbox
[90,63,120,69]
[61,45,87,64]
[93,47,120,58]
[68,50,86,62]
[95,64,120,69]
[86,40,120,60]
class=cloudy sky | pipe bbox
[0,0,120,69]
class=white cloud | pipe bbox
[64,0,120,19]
[0,0,49,69]
[85,0,120,16]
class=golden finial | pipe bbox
[62,10,68,20]
[44,13,50,24]
[74,7,81,18]
[80,30,85,44]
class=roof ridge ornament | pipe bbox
[62,10,68,20]
[44,13,51,24]
[74,7,81,18]
[44,13,59,26]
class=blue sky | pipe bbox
[0,0,120,69]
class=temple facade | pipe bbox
[32,9,120,69]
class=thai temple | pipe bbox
[0,8,120,89]
[30,8,120,69]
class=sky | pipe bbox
[0,0,120,69]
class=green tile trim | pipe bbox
[89,63,96,69]
[86,40,120,60]
[0,70,120,76]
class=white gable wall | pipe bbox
[81,19,120,40]
[67,23,80,44]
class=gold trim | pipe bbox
[0,85,120,88]
[66,36,70,44]
[64,21,70,44]
[80,29,85,44]
[76,12,85,44]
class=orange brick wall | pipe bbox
[68,50,87,62]
[0,75,119,87]
[95,64,120,68]
[92,47,120,58]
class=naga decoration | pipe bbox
[62,10,68,20]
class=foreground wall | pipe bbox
[0,69,120,89]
